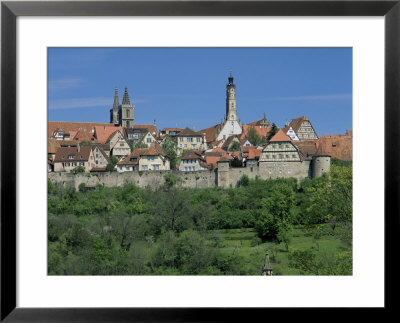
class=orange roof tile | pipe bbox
[199,124,219,143]
[289,116,308,133]
[269,129,291,142]
[94,125,123,144]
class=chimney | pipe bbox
[77,142,80,152]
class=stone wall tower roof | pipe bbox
[122,87,131,105]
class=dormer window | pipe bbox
[68,155,74,159]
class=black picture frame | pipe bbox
[1,1,399,321]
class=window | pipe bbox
[192,144,196,149]
[268,170,272,174]
[184,144,187,148]
[288,170,292,174]
[68,155,74,159]
[80,162,84,166]
[179,137,184,142]
[120,143,124,146]
[119,166,123,170]
[286,155,289,158]
[279,170,282,174]
[142,165,148,170]
[184,167,188,171]
[126,110,130,118]
[196,137,201,142]
[292,155,296,158]
[278,144,282,148]
[187,137,193,142]
[279,154,283,159]
[147,138,152,143]
[153,164,160,170]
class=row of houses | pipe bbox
[48,115,352,174]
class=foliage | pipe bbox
[106,163,115,172]
[164,173,177,188]
[162,135,179,169]
[237,174,249,187]
[267,123,280,142]
[228,140,241,152]
[132,141,148,150]
[71,166,85,174]
[48,170,352,275]
[230,156,242,168]
[247,126,261,146]
[110,156,119,166]
[78,183,86,193]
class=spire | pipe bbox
[113,87,119,109]
[122,86,131,105]
[228,70,234,85]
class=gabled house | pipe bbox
[288,116,318,140]
[176,127,205,155]
[107,130,131,160]
[259,129,301,162]
[178,151,208,172]
[139,131,158,147]
[117,144,170,172]
[281,125,300,141]
[53,146,95,173]
[92,145,111,170]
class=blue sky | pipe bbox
[48,48,352,136]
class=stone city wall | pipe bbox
[48,160,313,190]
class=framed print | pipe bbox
[1,0,399,321]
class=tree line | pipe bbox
[48,159,352,275]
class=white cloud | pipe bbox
[261,93,352,101]
[48,97,112,110]
[48,78,83,90]
[48,97,147,110]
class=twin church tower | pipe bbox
[110,73,242,139]
[110,87,134,127]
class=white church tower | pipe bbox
[217,72,242,140]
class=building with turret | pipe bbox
[110,87,134,128]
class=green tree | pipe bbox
[162,135,179,169]
[228,140,241,152]
[267,123,280,142]
[71,166,85,174]
[237,174,249,187]
[247,126,261,146]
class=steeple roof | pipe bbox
[122,87,131,105]
[113,87,119,109]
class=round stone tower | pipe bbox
[312,156,331,178]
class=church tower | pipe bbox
[119,87,134,128]
[110,87,120,125]
[225,71,238,122]
[216,72,242,141]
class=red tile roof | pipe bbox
[289,116,308,133]
[48,121,110,138]
[269,129,291,142]
[176,127,201,137]
[242,124,271,138]
[54,146,92,163]
[131,124,158,135]
[94,125,124,144]
[316,134,352,160]
[199,124,219,143]
[48,138,61,154]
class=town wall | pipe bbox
[48,159,321,191]
[48,169,217,191]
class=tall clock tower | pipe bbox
[226,72,238,122]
